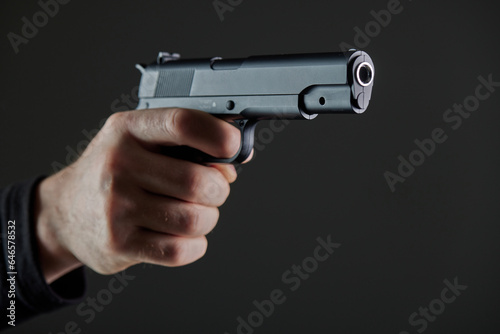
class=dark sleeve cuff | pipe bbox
[1,176,87,326]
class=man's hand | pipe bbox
[35,108,241,283]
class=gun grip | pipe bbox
[159,119,258,164]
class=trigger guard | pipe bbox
[159,119,258,164]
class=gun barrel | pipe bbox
[356,61,374,87]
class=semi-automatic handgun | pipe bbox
[136,50,375,163]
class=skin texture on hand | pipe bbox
[35,108,241,284]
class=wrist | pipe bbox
[35,174,82,284]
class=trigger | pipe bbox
[234,120,258,163]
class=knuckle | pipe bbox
[182,165,204,199]
[104,111,127,133]
[180,206,201,236]
[99,153,130,194]
[103,147,126,175]
[207,171,230,206]
[103,194,136,257]
[184,167,230,205]
[164,239,187,266]
[165,108,189,138]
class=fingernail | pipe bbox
[227,164,237,183]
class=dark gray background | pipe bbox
[1,0,499,333]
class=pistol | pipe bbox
[136,50,375,163]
